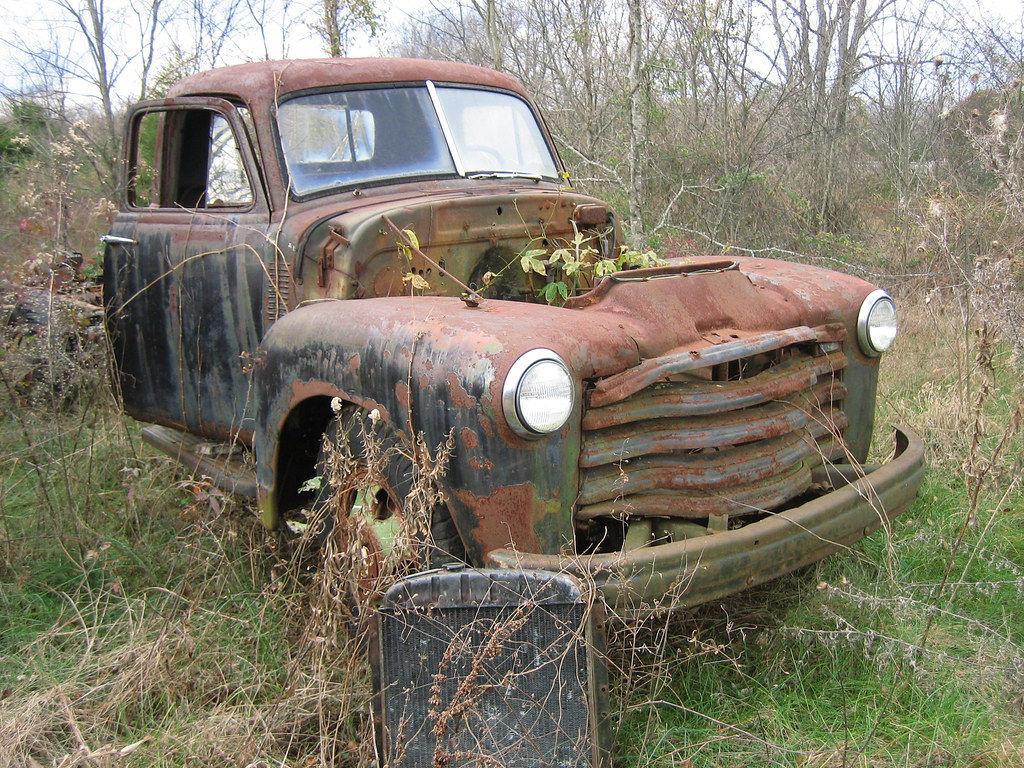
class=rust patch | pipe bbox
[457,483,541,553]
[394,380,411,411]
[445,372,478,409]
[460,427,479,450]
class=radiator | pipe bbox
[376,568,607,768]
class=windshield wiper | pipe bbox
[466,171,543,181]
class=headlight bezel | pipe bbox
[856,289,898,357]
[502,348,575,438]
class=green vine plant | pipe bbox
[517,228,666,305]
[397,228,431,292]
[392,222,665,304]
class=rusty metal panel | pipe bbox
[589,324,845,408]
[577,336,848,527]
[103,212,270,443]
[576,459,813,521]
[583,350,847,429]
[252,295,642,560]
[579,431,815,505]
[579,400,843,467]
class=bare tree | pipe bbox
[625,0,648,242]
[311,0,379,57]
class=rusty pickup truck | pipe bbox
[103,58,924,608]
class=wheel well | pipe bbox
[274,395,336,516]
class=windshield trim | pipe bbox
[275,82,564,201]
[426,80,465,176]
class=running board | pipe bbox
[141,425,258,498]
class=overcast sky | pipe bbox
[0,0,1021,107]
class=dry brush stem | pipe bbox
[287,405,458,767]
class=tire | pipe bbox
[310,406,466,572]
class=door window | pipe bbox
[128,107,254,209]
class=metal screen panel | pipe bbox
[378,569,597,768]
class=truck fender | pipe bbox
[253,295,638,562]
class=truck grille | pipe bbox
[578,325,848,527]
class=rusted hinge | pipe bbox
[319,225,349,288]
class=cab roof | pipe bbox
[167,58,531,105]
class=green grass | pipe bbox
[0,402,331,765]
[614,481,1024,767]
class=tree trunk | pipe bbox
[626,0,646,246]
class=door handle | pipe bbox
[101,234,136,246]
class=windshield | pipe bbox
[434,87,559,178]
[278,85,559,196]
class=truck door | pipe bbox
[103,97,270,442]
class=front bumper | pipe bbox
[486,426,925,608]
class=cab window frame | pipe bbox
[124,97,263,214]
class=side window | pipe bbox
[129,112,160,207]
[127,107,254,209]
[207,114,251,206]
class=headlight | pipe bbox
[502,349,574,437]
[857,289,898,356]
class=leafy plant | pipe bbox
[396,228,430,292]
[518,229,666,305]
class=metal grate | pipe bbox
[263,246,293,325]
[579,326,848,528]
[378,570,600,768]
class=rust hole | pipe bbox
[496,206,503,215]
